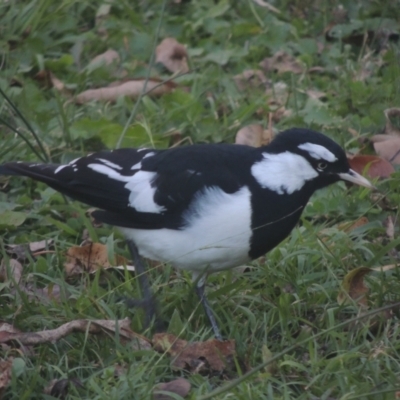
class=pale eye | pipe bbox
[318,162,327,170]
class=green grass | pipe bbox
[1,0,400,398]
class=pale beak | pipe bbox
[338,169,376,189]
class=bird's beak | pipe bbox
[338,169,376,189]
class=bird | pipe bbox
[0,128,374,339]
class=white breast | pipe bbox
[121,186,253,278]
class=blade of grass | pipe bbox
[198,301,400,399]
[115,0,167,149]
[0,86,49,162]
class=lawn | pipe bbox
[1,0,400,399]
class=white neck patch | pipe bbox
[251,151,318,195]
[298,143,337,162]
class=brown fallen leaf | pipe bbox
[233,69,270,92]
[259,51,304,75]
[153,378,191,400]
[75,79,176,104]
[347,154,395,179]
[0,358,12,398]
[86,49,120,71]
[338,265,400,322]
[34,70,70,96]
[336,216,369,233]
[337,267,371,308]
[152,333,236,374]
[0,318,151,349]
[235,124,274,147]
[64,242,132,277]
[156,38,189,74]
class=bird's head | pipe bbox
[252,128,374,195]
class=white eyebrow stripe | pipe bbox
[298,143,337,162]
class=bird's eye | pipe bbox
[318,162,327,170]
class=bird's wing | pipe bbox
[1,145,254,230]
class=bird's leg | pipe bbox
[126,240,158,328]
[194,281,223,341]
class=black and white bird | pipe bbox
[0,128,373,339]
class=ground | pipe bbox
[1,0,400,399]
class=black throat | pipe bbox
[248,182,317,260]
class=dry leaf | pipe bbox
[234,69,270,92]
[251,0,280,13]
[385,215,395,241]
[370,264,398,272]
[347,154,395,179]
[259,51,303,75]
[336,216,369,233]
[152,333,236,373]
[368,108,400,165]
[87,49,120,70]
[384,108,400,136]
[261,344,277,374]
[0,258,22,285]
[0,318,150,349]
[156,38,189,74]
[29,283,63,302]
[6,239,53,260]
[265,81,289,105]
[0,358,12,398]
[235,124,274,147]
[337,267,371,308]
[305,89,327,100]
[348,128,360,138]
[34,70,70,96]
[75,79,176,104]
[64,242,131,277]
[0,323,34,355]
[373,138,400,164]
[153,378,191,400]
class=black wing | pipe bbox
[1,144,259,229]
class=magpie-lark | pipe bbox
[0,128,374,339]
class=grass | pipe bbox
[1,0,400,398]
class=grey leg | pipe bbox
[195,282,223,341]
[126,240,158,328]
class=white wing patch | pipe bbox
[54,157,82,174]
[131,152,154,170]
[96,158,122,170]
[298,143,337,162]
[55,165,67,174]
[131,162,142,170]
[251,151,318,195]
[87,163,165,213]
[125,171,165,213]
